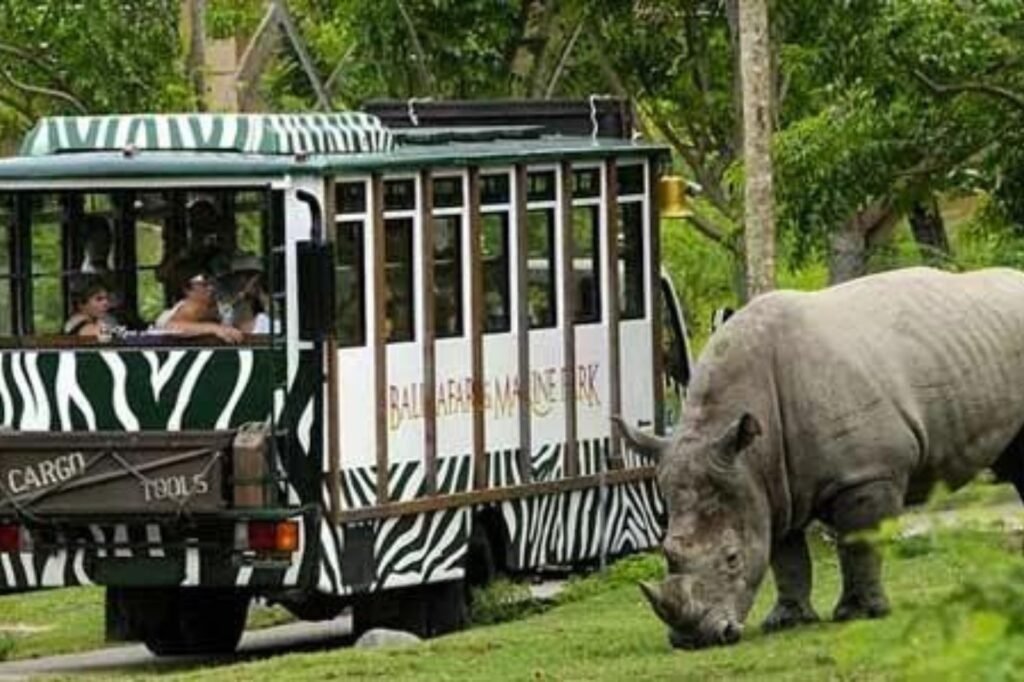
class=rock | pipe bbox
[354,628,421,649]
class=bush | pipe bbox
[469,579,547,626]
[0,633,15,662]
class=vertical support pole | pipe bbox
[12,195,30,335]
[371,173,390,503]
[324,177,341,523]
[420,168,438,495]
[559,161,578,478]
[604,159,622,469]
[514,164,532,483]
[649,158,664,435]
[114,191,138,328]
[469,167,487,490]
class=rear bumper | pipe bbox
[0,507,319,592]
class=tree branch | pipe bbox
[0,41,76,97]
[543,15,585,99]
[0,68,87,113]
[686,210,740,255]
[393,0,436,94]
[910,67,1024,112]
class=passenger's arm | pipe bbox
[164,302,244,343]
[163,320,244,344]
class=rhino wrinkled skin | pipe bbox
[618,267,1024,649]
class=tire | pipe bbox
[129,588,249,656]
[353,581,467,639]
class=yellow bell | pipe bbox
[658,175,692,219]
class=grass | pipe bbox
[111,523,1022,682]
[0,588,295,662]
[1,480,1018,673]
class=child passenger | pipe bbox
[64,275,116,337]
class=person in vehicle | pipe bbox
[153,267,244,343]
[64,275,116,337]
[157,196,234,295]
[80,215,113,275]
[219,253,272,334]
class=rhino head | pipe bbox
[615,413,773,649]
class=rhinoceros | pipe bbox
[617,267,1024,649]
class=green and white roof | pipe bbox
[19,113,395,157]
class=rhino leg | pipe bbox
[762,531,819,632]
[829,480,903,622]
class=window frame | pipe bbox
[479,170,512,335]
[617,161,648,321]
[431,171,466,340]
[334,177,369,348]
[569,162,603,326]
[382,174,419,345]
[525,166,558,330]
[0,185,283,342]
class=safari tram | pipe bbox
[0,99,691,655]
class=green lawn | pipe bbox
[3,484,1022,677]
[141,522,1024,681]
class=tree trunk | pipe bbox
[738,0,775,298]
[908,198,949,265]
[828,199,900,284]
[509,0,554,97]
[183,0,207,111]
[828,229,868,285]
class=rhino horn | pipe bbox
[639,580,673,626]
[710,412,762,471]
[612,415,671,463]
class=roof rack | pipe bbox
[363,98,636,140]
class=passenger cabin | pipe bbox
[0,101,690,654]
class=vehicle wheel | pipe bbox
[278,593,348,621]
[353,581,467,639]
[136,588,249,656]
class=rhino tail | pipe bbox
[611,415,671,463]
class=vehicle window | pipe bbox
[385,218,415,343]
[432,175,464,339]
[526,209,556,329]
[619,201,645,320]
[29,195,63,334]
[4,189,280,339]
[480,173,510,335]
[433,215,463,338]
[572,204,601,324]
[335,180,367,347]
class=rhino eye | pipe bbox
[724,548,741,571]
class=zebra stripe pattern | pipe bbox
[0,515,313,591]
[314,439,663,595]
[19,113,395,157]
[0,348,273,431]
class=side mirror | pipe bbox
[297,240,335,341]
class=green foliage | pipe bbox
[0,0,191,135]
[837,531,1024,681]
[469,579,547,626]
[0,633,14,662]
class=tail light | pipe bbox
[243,521,299,554]
[0,524,21,553]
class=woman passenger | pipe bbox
[152,267,243,344]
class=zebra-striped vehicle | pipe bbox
[0,100,690,655]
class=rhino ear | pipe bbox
[639,580,674,626]
[711,413,761,470]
